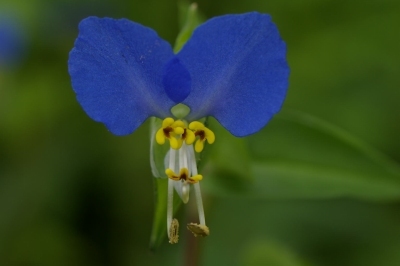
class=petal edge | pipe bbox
[68,17,176,135]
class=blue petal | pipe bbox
[162,57,191,103]
[177,12,290,137]
[68,17,176,135]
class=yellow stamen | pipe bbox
[194,139,204,153]
[174,127,184,135]
[156,118,215,152]
[156,117,185,149]
[169,137,180,150]
[155,127,166,145]
[188,121,215,152]
[172,120,185,128]
[183,128,196,145]
[189,174,203,182]
[203,128,215,144]
[162,117,174,127]
[165,168,203,184]
[187,121,202,129]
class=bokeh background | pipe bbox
[1,0,400,265]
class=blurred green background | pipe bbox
[1,0,400,265]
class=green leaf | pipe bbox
[241,241,312,266]
[202,118,252,193]
[173,2,204,53]
[206,110,400,200]
[149,179,166,250]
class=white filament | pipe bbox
[178,144,190,203]
[169,148,176,172]
[167,148,176,237]
[188,144,206,225]
[166,143,205,226]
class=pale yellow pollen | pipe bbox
[169,218,179,244]
[187,223,210,237]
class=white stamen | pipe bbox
[167,178,174,237]
[181,182,189,203]
[182,143,188,169]
[188,144,197,174]
[188,144,206,225]
[167,148,176,237]
[178,145,184,170]
[194,183,206,225]
[177,144,190,203]
[187,143,193,176]
[169,148,176,172]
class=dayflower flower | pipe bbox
[68,12,289,243]
[0,14,25,69]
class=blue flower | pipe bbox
[0,14,25,68]
[68,12,289,242]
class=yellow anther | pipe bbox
[165,168,203,184]
[156,118,215,152]
[187,223,210,237]
[190,174,203,182]
[165,168,177,179]
[169,218,179,244]
[166,168,189,181]
[156,127,166,145]
[156,117,185,149]
[172,120,185,128]
[162,117,175,127]
[169,137,180,150]
[203,128,215,144]
[188,121,204,130]
[183,128,196,145]
[194,140,204,153]
[188,121,215,152]
[174,127,184,135]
